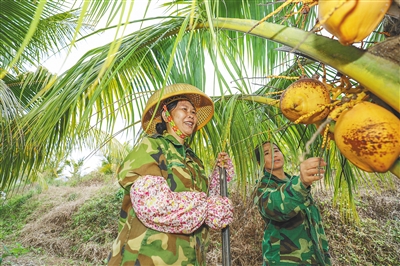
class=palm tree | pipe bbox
[65,158,86,181]
[1,0,399,221]
[0,0,115,191]
[99,140,132,175]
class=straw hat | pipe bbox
[141,83,214,134]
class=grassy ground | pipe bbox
[1,173,399,266]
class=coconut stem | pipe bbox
[299,118,333,162]
[203,18,399,113]
[240,95,280,107]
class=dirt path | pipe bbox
[2,253,88,266]
[2,185,104,266]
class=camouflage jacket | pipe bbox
[254,171,331,266]
[108,134,209,266]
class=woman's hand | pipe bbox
[216,152,230,168]
[300,157,327,187]
[209,152,234,196]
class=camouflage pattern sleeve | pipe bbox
[253,172,332,265]
[115,137,165,232]
[118,137,165,189]
[255,174,312,222]
[108,134,213,266]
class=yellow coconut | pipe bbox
[318,0,391,46]
[334,101,400,172]
[280,78,331,124]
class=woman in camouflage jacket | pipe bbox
[108,83,234,266]
[253,142,331,266]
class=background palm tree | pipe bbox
[1,0,399,221]
[0,0,116,191]
[98,140,132,175]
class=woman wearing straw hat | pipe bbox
[108,83,234,266]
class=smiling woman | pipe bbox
[161,100,198,140]
[107,83,235,266]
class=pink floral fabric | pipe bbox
[131,175,208,234]
[206,196,234,230]
[208,158,234,196]
[131,172,234,234]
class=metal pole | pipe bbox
[220,167,231,266]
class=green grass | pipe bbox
[66,186,122,244]
[1,173,399,265]
[0,187,39,240]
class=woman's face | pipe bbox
[168,100,198,137]
[262,142,284,171]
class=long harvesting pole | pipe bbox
[220,167,231,266]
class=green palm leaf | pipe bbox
[1,0,398,222]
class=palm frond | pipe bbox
[2,0,398,223]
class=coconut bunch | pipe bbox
[279,76,400,174]
[318,0,393,45]
[277,1,399,173]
